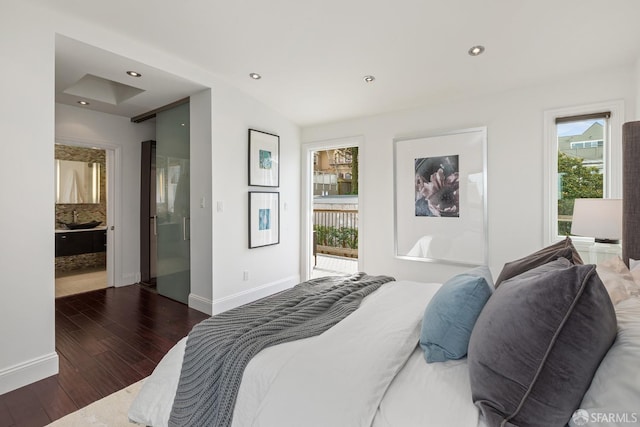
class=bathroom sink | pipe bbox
[59,220,102,230]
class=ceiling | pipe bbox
[38,0,640,126]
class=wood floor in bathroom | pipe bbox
[0,284,209,427]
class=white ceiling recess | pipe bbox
[55,35,207,119]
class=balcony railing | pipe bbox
[313,209,358,258]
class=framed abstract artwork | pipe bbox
[249,129,280,187]
[249,191,280,248]
[393,127,488,266]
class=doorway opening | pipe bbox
[302,138,362,280]
[54,142,116,297]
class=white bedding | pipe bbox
[129,280,484,427]
[373,346,482,427]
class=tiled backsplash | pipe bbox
[55,144,107,271]
[56,253,106,272]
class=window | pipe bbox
[544,101,623,244]
[556,114,608,236]
[333,149,352,165]
[569,140,604,149]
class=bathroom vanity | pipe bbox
[55,227,107,257]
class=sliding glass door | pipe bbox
[155,102,190,304]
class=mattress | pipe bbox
[129,280,484,427]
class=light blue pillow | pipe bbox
[419,267,493,363]
[467,265,495,291]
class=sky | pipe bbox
[557,119,604,137]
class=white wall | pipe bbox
[211,83,301,313]
[190,89,214,313]
[56,103,155,286]
[0,3,300,394]
[303,66,636,283]
[0,3,57,395]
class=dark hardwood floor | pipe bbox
[0,284,209,427]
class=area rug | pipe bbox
[47,379,144,426]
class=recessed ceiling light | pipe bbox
[77,100,90,106]
[363,75,375,83]
[126,71,142,77]
[468,45,485,56]
[249,73,262,80]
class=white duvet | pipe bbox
[129,280,483,427]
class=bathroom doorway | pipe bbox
[54,141,116,297]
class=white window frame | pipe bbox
[543,100,624,247]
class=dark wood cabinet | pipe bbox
[55,229,107,257]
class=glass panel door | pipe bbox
[156,102,190,304]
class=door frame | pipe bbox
[300,135,364,280]
[55,137,121,287]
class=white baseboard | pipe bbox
[212,275,300,315]
[117,272,140,287]
[188,293,213,316]
[0,352,58,395]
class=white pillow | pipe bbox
[596,256,638,305]
[627,258,640,296]
[571,297,640,426]
[128,337,187,426]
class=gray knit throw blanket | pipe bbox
[168,273,394,427]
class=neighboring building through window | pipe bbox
[313,147,358,196]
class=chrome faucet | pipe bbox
[72,210,78,223]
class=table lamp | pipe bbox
[571,198,622,263]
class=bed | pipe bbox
[127,248,640,427]
[128,123,640,427]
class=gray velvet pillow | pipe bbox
[468,263,616,427]
[499,257,571,286]
[495,237,583,286]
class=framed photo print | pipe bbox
[393,127,487,266]
[249,191,280,248]
[249,129,279,187]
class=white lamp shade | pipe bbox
[570,198,622,241]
